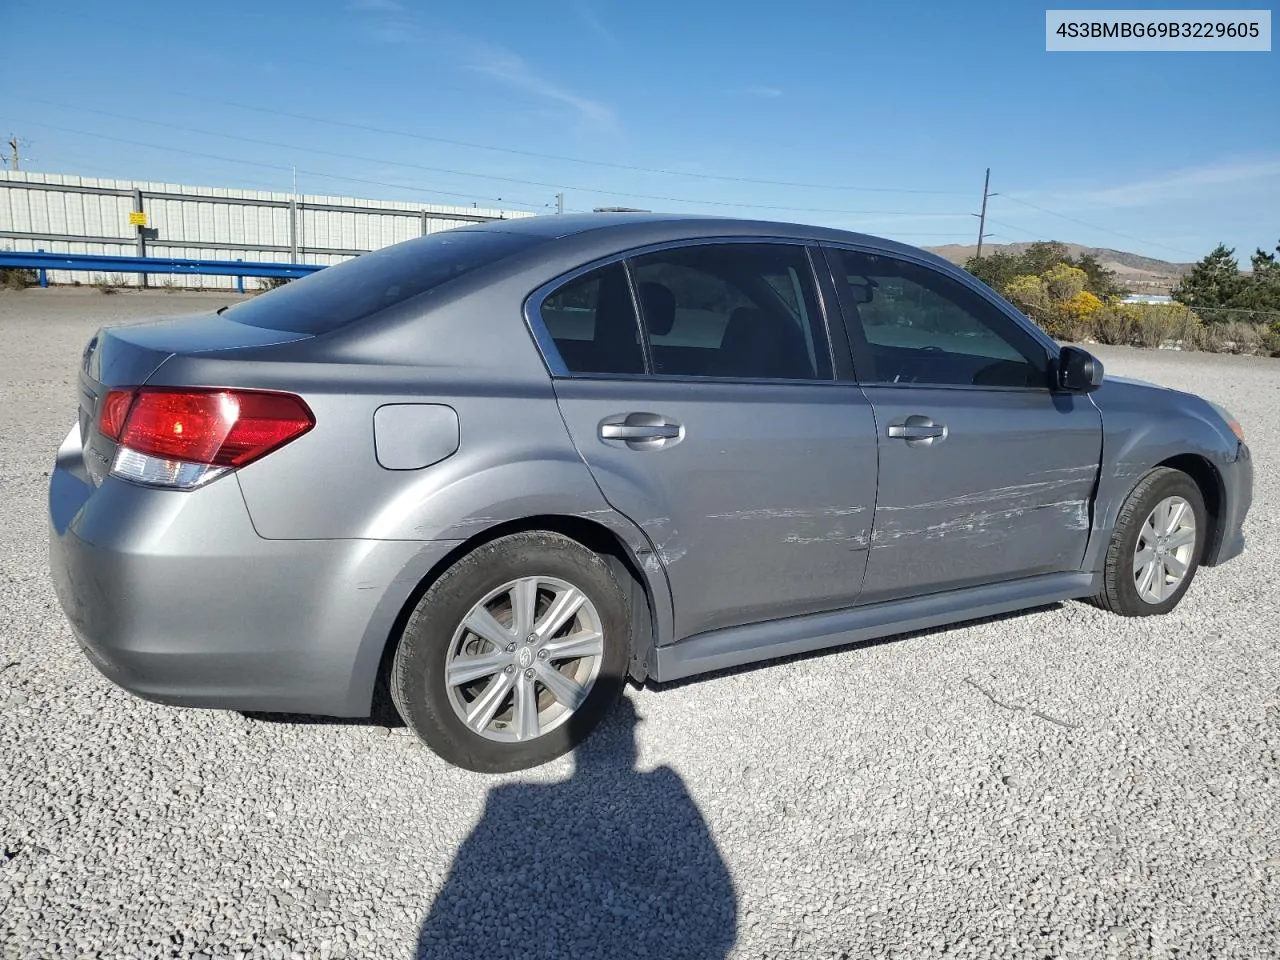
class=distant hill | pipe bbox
[925,241,1194,293]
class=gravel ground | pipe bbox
[1,288,1277,960]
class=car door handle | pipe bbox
[599,413,683,449]
[601,423,681,440]
[887,415,947,447]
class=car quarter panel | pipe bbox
[1083,376,1249,572]
[199,366,678,647]
[49,421,465,716]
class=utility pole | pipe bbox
[555,192,564,214]
[6,135,19,171]
[973,167,996,258]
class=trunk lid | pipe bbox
[77,313,313,484]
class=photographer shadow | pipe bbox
[416,696,737,959]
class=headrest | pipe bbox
[639,281,677,337]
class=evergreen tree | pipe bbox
[1227,242,1280,313]
[1171,244,1246,311]
[1074,253,1123,301]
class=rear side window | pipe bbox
[629,243,832,380]
[224,230,537,334]
[539,263,646,375]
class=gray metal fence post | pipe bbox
[133,188,148,288]
[289,198,299,265]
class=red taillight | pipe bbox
[117,388,315,468]
[98,389,136,440]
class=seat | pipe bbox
[709,306,813,379]
[637,281,677,337]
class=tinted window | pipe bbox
[831,249,1048,388]
[629,244,831,380]
[539,263,645,375]
[225,230,537,334]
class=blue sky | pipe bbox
[1,0,1276,263]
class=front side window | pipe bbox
[539,262,645,375]
[830,248,1048,388]
[629,243,832,380]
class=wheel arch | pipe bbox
[368,514,664,720]
[1157,453,1225,564]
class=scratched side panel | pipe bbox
[554,379,880,640]
[860,386,1103,604]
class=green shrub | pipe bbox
[1219,321,1262,355]
[1054,311,1096,343]
[1132,308,1177,348]
[1119,303,1201,349]
[1181,323,1207,351]
[1198,325,1226,353]
[1261,326,1280,358]
[1092,306,1134,345]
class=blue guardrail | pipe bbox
[0,251,325,292]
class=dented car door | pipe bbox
[859,386,1102,603]
[822,244,1104,604]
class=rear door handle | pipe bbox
[887,415,947,447]
[599,413,683,449]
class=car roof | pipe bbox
[462,212,954,268]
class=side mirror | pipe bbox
[1056,345,1104,393]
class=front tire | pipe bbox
[1091,467,1206,617]
[391,531,630,773]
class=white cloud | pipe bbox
[574,3,617,46]
[742,85,783,99]
[466,44,615,128]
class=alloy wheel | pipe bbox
[443,576,605,743]
[1132,495,1197,604]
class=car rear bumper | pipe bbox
[49,423,462,717]
[1205,440,1252,567]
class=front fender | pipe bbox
[1083,380,1240,572]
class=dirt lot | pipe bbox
[1,288,1277,959]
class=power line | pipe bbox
[6,109,973,219]
[889,232,983,238]
[983,218,1050,240]
[996,194,1199,258]
[136,93,970,196]
[0,117,550,210]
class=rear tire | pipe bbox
[1091,467,1206,617]
[391,531,630,773]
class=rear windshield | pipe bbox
[224,230,538,334]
